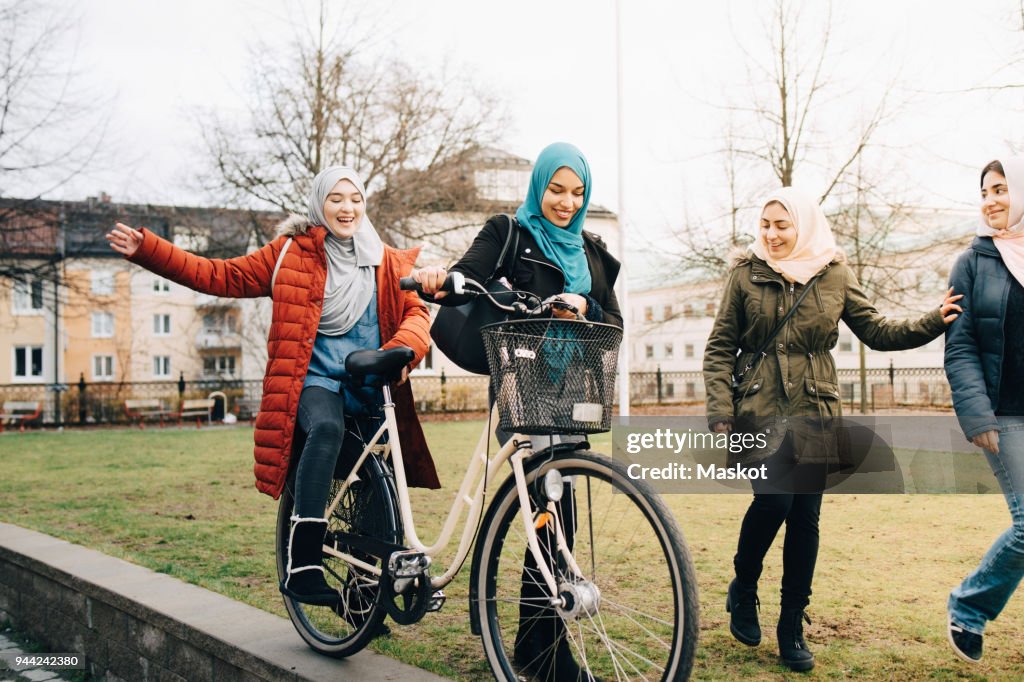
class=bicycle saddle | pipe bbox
[345,347,415,385]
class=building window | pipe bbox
[153,277,170,293]
[644,306,654,322]
[91,311,114,338]
[664,343,674,359]
[645,344,654,359]
[663,305,673,320]
[664,383,675,398]
[685,382,696,399]
[93,354,114,381]
[422,346,434,371]
[685,344,694,359]
[705,302,716,316]
[12,279,45,313]
[153,355,171,378]
[153,314,171,335]
[91,271,115,295]
[202,313,233,334]
[14,346,43,379]
[839,336,853,353]
[683,303,694,317]
[203,355,236,377]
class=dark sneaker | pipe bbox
[947,620,982,663]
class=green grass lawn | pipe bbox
[2,423,1022,680]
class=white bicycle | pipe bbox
[275,275,699,680]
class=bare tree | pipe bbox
[198,0,505,247]
[0,0,112,307]
[667,0,899,282]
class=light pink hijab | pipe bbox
[977,157,1024,288]
[750,186,837,285]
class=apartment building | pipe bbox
[0,197,281,391]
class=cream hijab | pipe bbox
[306,166,384,336]
[749,186,837,285]
[976,157,1024,288]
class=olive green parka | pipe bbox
[703,252,946,466]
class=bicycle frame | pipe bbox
[321,383,578,601]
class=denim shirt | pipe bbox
[303,288,382,415]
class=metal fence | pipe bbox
[630,366,952,411]
[0,366,954,427]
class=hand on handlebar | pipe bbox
[551,293,587,319]
[411,267,449,300]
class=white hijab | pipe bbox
[307,166,384,336]
[976,157,1024,288]
[749,186,837,285]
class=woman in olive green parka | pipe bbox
[703,186,962,672]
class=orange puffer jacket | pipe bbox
[128,217,440,497]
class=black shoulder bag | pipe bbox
[732,274,821,390]
[430,215,520,375]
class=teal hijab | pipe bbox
[515,142,593,294]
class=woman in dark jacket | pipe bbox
[944,157,1024,664]
[414,142,619,682]
[703,186,960,672]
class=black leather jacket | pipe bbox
[447,214,622,327]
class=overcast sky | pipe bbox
[40,0,1024,256]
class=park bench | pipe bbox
[235,398,260,424]
[179,398,214,428]
[123,399,174,428]
[0,401,43,432]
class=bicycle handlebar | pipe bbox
[399,274,580,318]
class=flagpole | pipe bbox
[615,0,631,416]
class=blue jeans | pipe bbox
[948,417,1024,634]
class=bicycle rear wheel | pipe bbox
[472,450,698,681]
[276,453,401,657]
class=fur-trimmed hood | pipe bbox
[275,213,313,238]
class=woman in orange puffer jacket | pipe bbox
[107,166,438,604]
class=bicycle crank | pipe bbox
[381,550,433,625]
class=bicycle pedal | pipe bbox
[426,589,446,613]
[389,549,431,579]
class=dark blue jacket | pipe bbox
[945,236,1011,439]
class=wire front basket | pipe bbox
[481,319,623,435]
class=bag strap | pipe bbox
[490,214,518,282]
[737,273,821,378]
[270,237,293,296]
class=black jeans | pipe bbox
[733,443,827,610]
[293,386,346,518]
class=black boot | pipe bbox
[280,516,339,606]
[777,607,814,672]
[726,578,761,646]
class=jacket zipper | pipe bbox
[784,281,794,397]
[520,255,566,288]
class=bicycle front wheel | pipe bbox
[276,453,401,657]
[473,449,698,681]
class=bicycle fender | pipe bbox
[467,439,589,636]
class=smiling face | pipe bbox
[760,200,797,259]
[540,166,585,227]
[981,171,1011,231]
[322,179,365,238]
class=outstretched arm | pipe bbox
[107,222,281,299]
[841,265,956,351]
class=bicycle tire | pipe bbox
[276,453,401,657]
[472,449,698,681]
